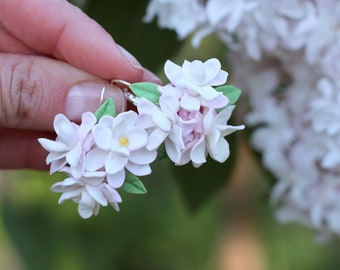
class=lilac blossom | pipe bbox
[38,112,96,178]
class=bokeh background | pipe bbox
[1,1,340,269]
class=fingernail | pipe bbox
[117,45,143,71]
[65,81,126,121]
[142,68,162,85]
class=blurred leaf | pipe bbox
[130,82,160,105]
[122,171,147,194]
[172,134,238,212]
[216,85,241,106]
[95,97,116,120]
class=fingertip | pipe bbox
[142,68,162,85]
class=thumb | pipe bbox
[0,53,127,130]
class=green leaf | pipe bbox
[94,98,116,121]
[122,171,147,194]
[172,133,238,212]
[215,85,242,106]
[129,82,160,105]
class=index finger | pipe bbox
[0,0,144,81]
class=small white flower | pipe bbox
[85,111,157,185]
[164,58,229,111]
[38,112,96,177]
[137,95,181,151]
[51,171,122,219]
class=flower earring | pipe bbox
[39,58,245,218]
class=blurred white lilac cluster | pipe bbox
[39,58,244,218]
[144,0,340,240]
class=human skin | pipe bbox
[0,0,160,170]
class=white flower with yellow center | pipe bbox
[85,111,157,187]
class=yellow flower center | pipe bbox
[119,136,129,147]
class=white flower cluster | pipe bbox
[144,0,340,239]
[39,58,244,218]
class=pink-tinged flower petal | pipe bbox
[186,60,206,85]
[92,125,112,150]
[115,111,138,128]
[190,136,207,164]
[137,98,161,115]
[105,153,128,174]
[38,139,69,152]
[202,94,229,109]
[136,114,155,129]
[126,129,148,151]
[195,85,221,100]
[101,183,122,203]
[58,122,77,146]
[81,175,105,186]
[159,94,180,115]
[62,177,80,186]
[165,140,181,163]
[129,148,157,164]
[152,115,172,131]
[110,201,120,212]
[126,162,151,176]
[79,112,97,135]
[50,159,67,174]
[66,143,82,167]
[107,170,125,188]
[78,194,96,219]
[58,190,81,204]
[79,191,96,208]
[85,185,108,206]
[97,115,114,129]
[164,60,186,85]
[70,161,85,179]
[46,151,66,164]
[208,137,230,163]
[203,108,215,132]
[180,93,200,111]
[168,126,184,149]
[83,171,106,178]
[54,114,72,135]
[147,129,168,151]
[211,70,228,86]
[85,148,108,171]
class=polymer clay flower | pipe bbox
[51,171,122,219]
[85,111,157,187]
[38,112,96,177]
[164,58,229,111]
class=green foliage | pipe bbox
[215,85,242,106]
[94,97,116,120]
[130,82,160,105]
[122,171,148,194]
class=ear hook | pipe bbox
[110,79,139,106]
[99,83,107,105]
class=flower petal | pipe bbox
[208,137,230,163]
[38,138,69,152]
[180,93,200,111]
[129,148,157,165]
[92,125,112,150]
[105,153,128,174]
[85,185,108,206]
[190,136,207,164]
[107,170,125,188]
[85,148,108,171]
[125,162,151,176]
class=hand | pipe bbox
[0,0,160,170]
